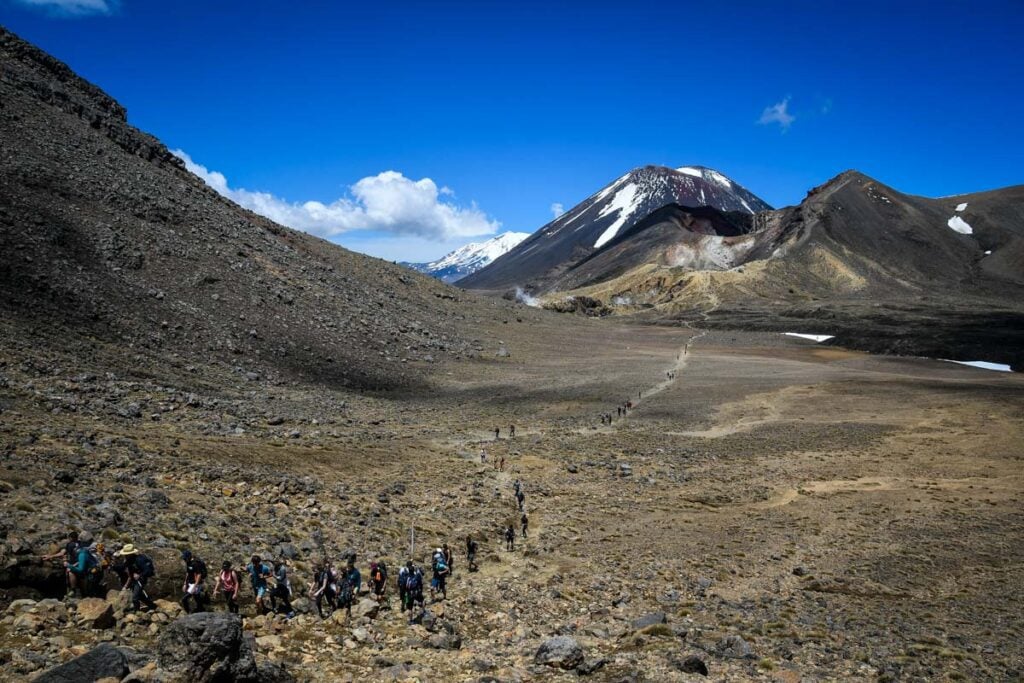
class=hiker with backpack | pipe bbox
[430,548,449,601]
[504,525,515,551]
[116,544,157,612]
[397,562,409,611]
[309,560,338,619]
[516,489,525,511]
[64,536,99,598]
[245,555,273,616]
[510,424,516,438]
[180,550,209,614]
[370,560,388,601]
[466,535,479,572]
[494,426,500,440]
[212,561,241,614]
[270,559,295,618]
[521,512,529,538]
[336,566,357,619]
[403,561,424,615]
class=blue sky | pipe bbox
[4,0,1023,261]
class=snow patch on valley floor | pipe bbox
[784,333,835,343]
[941,359,1012,372]
[956,202,968,212]
[947,215,973,235]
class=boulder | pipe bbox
[534,636,584,669]
[426,632,462,650]
[631,611,667,630]
[676,655,709,676]
[34,644,129,683]
[76,597,115,629]
[157,612,258,682]
[352,598,379,620]
[716,634,753,659]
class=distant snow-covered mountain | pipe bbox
[402,231,531,283]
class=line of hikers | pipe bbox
[38,530,500,623]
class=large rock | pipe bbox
[157,612,258,682]
[631,611,667,630]
[352,598,379,620]
[716,634,754,659]
[34,644,129,683]
[534,636,584,669]
[76,597,116,629]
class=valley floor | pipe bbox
[1,319,1022,681]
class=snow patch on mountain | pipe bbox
[947,215,973,235]
[594,183,640,248]
[403,231,530,283]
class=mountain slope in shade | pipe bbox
[0,26,524,393]
[458,165,771,292]
[402,231,530,283]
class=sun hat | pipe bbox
[116,543,140,556]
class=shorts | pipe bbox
[254,586,268,599]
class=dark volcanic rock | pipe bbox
[157,612,257,682]
[534,635,585,669]
[34,643,128,683]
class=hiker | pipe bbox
[397,562,410,611]
[245,554,273,615]
[213,561,241,614]
[513,479,521,495]
[344,557,362,595]
[404,562,424,615]
[116,544,157,612]
[494,426,500,440]
[499,457,505,472]
[430,549,449,601]
[466,535,478,572]
[516,489,525,511]
[510,424,516,438]
[180,550,209,614]
[336,568,356,618]
[369,560,388,601]
[617,406,622,417]
[64,535,99,598]
[41,529,80,598]
[309,561,337,619]
[442,543,454,577]
[521,513,529,538]
[270,559,294,617]
[505,525,515,551]
[480,451,487,464]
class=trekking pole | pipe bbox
[410,527,415,558]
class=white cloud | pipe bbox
[757,97,795,131]
[16,0,115,16]
[550,202,564,219]
[172,150,500,241]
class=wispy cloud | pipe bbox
[757,97,795,131]
[14,0,117,16]
[173,150,500,241]
[550,202,564,219]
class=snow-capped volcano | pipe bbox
[459,165,771,291]
[402,231,530,283]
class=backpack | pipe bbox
[193,558,208,580]
[136,554,156,579]
[77,547,97,572]
[406,571,422,592]
[434,558,447,573]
